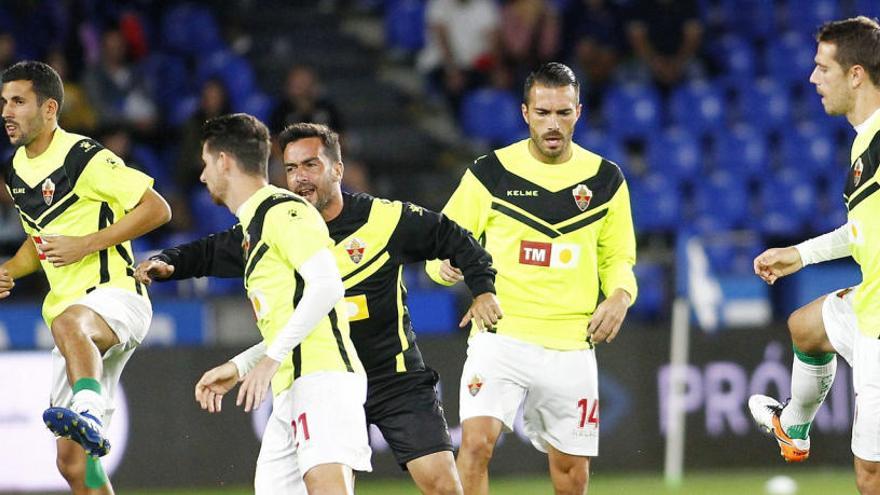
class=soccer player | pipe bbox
[0,61,171,494]
[749,17,880,494]
[135,122,502,494]
[426,62,638,495]
[174,113,371,493]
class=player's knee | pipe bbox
[55,448,85,485]
[856,461,880,494]
[421,470,463,495]
[787,308,821,352]
[51,311,83,342]
[552,467,588,495]
[459,431,497,464]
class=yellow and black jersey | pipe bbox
[236,185,363,395]
[427,139,637,350]
[843,110,880,338]
[155,191,495,379]
[2,128,152,326]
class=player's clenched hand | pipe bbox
[237,356,280,413]
[588,289,631,344]
[134,259,175,286]
[39,235,94,267]
[460,292,503,331]
[195,362,240,413]
[0,268,14,299]
[439,259,463,284]
[753,247,802,285]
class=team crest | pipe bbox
[345,238,366,264]
[467,374,484,396]
[41,178,55,206]
[242,231,251,255]
[572,184,592,211]
[854,158,864,187]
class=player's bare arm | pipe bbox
[588,288,632,344]
[41,187,171,267]
[0,237,41,298]
[753,246,803,285]
[459,292,503,331]
[134,258,175,286]
[195,361,240,414]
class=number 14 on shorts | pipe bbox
[577,398,599,428]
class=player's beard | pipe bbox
[7,114,43,148]
[531,129,569,160]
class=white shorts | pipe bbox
[822,287,880,461]
[255,371,371,494]
[50,288,151,425]
[459,332,599,456]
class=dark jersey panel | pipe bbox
[156,191,495,378]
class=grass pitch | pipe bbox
[125,468,855,494]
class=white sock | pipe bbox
[72,389,105,424]
[780,352,836,439]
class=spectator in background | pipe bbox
[568,0,624,111]
[625,0,703,91]
[83,29,157,131]
[417,0,501,115]
[175,78,232,194]
[0,31,15,72]
[499,0,560,78]
[46,48,97,134]
[268,65,343,135]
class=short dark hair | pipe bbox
[201,113,270,177]
[816,16,880,86]
[523,62,579,104]
[278,122,342,163]
[1,60,65,112]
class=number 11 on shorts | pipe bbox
[577,398,599,428]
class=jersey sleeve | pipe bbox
[597,178,638,304]
[74,149,154,210]
[395,201,495,296]
[265,203,333,270]
[153,225,246,279]
[425,168,493,285]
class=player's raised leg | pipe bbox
[45,305,119,457]
[749,294,840,462]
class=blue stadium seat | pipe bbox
[670,79,726,138]
[854,0,880,17]
[196,50,257,109]
[714,124,768,181]
[384,0,426,53]
[190,188,239,237]
[239,92,275,123]
[711,35,756,89]
[759,167,816,236]
[161,3,223,56]
[645,127,702,181]
[629,261,667,320]
[629,173,681,233]
[786,0,840,35]
[604,82,661,140]
[691,171,749,230]
[459,88,528,147]
[715,0,776,39]
[766,31,816,89]
[780,122,836,179]
[573,128,626,165]
[734,78,792,132]
[139,54,191,116]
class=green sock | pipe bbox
[72,377,102,395]
[85,456,108,488]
